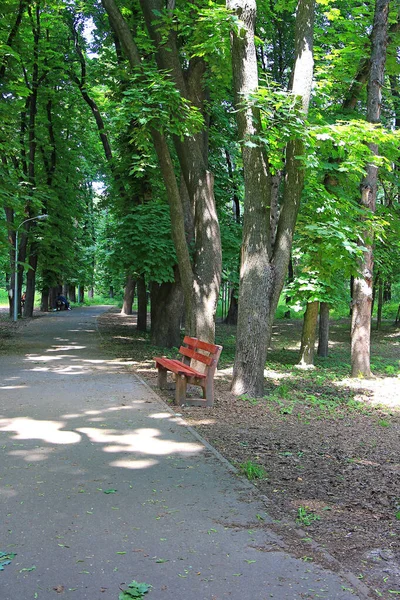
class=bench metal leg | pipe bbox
[175,375,187,405]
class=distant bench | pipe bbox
[154,336,223,407]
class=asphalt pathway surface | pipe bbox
[0,307,370,600]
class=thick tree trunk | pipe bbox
[121,275,136,316]
[317,302,330,357]
[228,0,315,396]
[102,0,222,344]
[351,0,389,378]
[151,270,184,348]
[137,276,147,332]
[228,0,272,396]
[298,301,319,367]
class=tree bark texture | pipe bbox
[136,276,147,332]
[317,301,330,357]
[298,301,319,367]
[228,0,273,396]
[351,0,389,378]
[121,274,136,316]
[228,0,315,396]
[150,269,184,348]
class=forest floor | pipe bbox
[95,309,400,600]
[2,306,399,598]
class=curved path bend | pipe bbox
[0,307,370,600]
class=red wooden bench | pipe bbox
[154,336,223,407]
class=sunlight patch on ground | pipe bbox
[334,376,400,408]
[47,345,86,352]
[0,487,17,498]
[50,366,88,374]
[148,412,173,420]
[0,385,28,390]
[183,418,216,426]
[8,448,54,462]
[0,417,81,444]
[25,354,78,362]
[77,426,202,456]
[109,458,158,469]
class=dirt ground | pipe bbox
[2,307,400,598]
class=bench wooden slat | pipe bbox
[155,357,206,379]
[183,336,219,354]
[179,346,213,366]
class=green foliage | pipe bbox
[296,506,321,526]
[119,580,151,600]
[242,81,306,173]
[115,66,203,176]
[95,202,177,287]
[286,118,399,311]
[240,460,268,480]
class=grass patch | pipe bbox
[240,460,268,481]
[296,506,321,527]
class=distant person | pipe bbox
[21,292,26,307]
[55,293,71,311]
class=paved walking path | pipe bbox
[0,307,370,600]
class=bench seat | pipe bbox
[154,336,222,407]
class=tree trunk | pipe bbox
[228,0,315,396]
[349,275,354,316]
[137,276,147,332]
[41,288,49,312]
[227,0,272,396]
[351,0,389,378]
[24,250,38,317]
[284,257,294,318]
[49,286,58,310]
[376,278,383,331]
[151,269,184,348]
[298,301,320,367]
[121,275,136,316]
[224,288,238,325]
[317,302,330,357]
[102,0,222,344]
[383,281,391,302]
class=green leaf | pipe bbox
[119,580,151,600]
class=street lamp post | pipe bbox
[13,214,48,322]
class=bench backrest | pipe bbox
[179,336,222,374]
